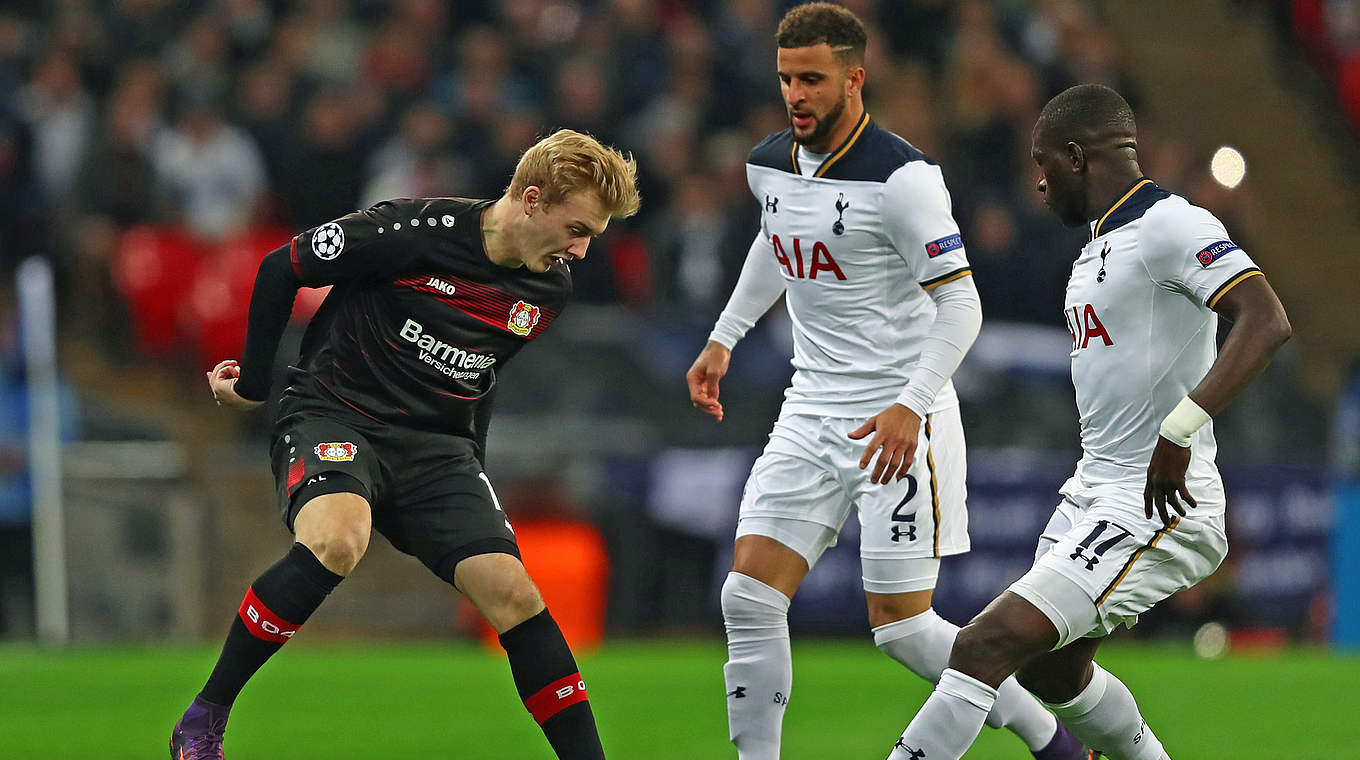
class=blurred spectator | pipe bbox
[76,61,164,227]
[161,14,232,105]
[17,49,94,207]
[232,62,297,189]
[274,88,368,228]
[150,92,265,240]
[0,94,46,274]
[361,102,461,206]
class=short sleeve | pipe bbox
[881,162,973,290]
[1138,201,1261,308]
[291,199,444,286]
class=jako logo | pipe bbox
[425,277,456,296]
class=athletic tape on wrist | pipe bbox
[1158,396,1211,448]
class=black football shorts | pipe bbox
[269,405,519,585]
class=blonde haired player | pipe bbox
[687,4,1085,759]
[887,84,1291,760]
[171,130,638,759]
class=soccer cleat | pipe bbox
[169,695,229,760]
[1031,720,1091,760]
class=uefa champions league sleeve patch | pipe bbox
[311,222,346,260]
[924,233,963,258]
[1195,240,1240,267]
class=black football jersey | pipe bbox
[282,197,570,437]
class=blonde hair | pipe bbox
[507,129,641,218]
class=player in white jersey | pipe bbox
[686,5,1085,759]
[887,85,1292,760]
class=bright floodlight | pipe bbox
[1210,146,1246,189]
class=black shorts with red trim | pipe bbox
[269,400,519,584]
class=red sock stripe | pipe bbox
[523,672,589,725]
[237,587,300,643]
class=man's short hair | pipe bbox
[507,129,641,218]
[776,2,867,66]
[1037,84,1136,141]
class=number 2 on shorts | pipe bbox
[889,475,919,543]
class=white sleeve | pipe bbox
[707,233,788,350]
[881,161,972,288]
[1139,200,1262,308]
[893,274,982,417]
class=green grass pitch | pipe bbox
[2,639,1357,758]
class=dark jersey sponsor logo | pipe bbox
[398,318,497,380]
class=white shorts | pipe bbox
[1008,477,1229,649]
[735,405,970,594]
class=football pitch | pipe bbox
[2,639,1356,758]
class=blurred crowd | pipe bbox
[0,0,1269,363]
[1267,0,1360,145]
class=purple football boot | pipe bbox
[169,695,229,759]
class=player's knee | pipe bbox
[721,572,790,627]
[504,577,546,623]
[302,523,370,575]
[950,615,1035,681]
[1015,660,1086,704]
[864,591,933,628]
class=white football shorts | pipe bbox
[735,405,970,594]
[1008,476,1229,649]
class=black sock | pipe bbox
[198,543,342,706]
[499,609,605,760]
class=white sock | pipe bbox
[874,610,1058,751]
[887,667,997,760]
[721,572,793,760]
[1044,662,1170,760]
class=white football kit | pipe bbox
[1009,178,1262,647]
[709,113,980,592]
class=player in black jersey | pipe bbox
[169,129,639,760]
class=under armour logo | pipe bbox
[727,686,747,699]
[833,193,849,235]
[1069,545,1100,571]
[894,738,926,758]
[765,195,779,214]
[1096,242,1110,283]
[891,524,917,543]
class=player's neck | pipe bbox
[1086,166,1146,223]
[800,99,865,154]
[480,196,526,268]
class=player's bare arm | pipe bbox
[1145,274,1291,525]
[686,340,731,422]
[849,403,921,485]
[206,359,263,411]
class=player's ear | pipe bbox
[846,64,865,96]
[521,186,541,215]
[1066,141,1087,174]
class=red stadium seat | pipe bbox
[111,226,204,360]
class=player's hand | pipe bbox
[849,404,921,485]
[686,341,731,422]
[1144,436,1197,527]
[206,360,263,411]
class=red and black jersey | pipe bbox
[279,197,569,437]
